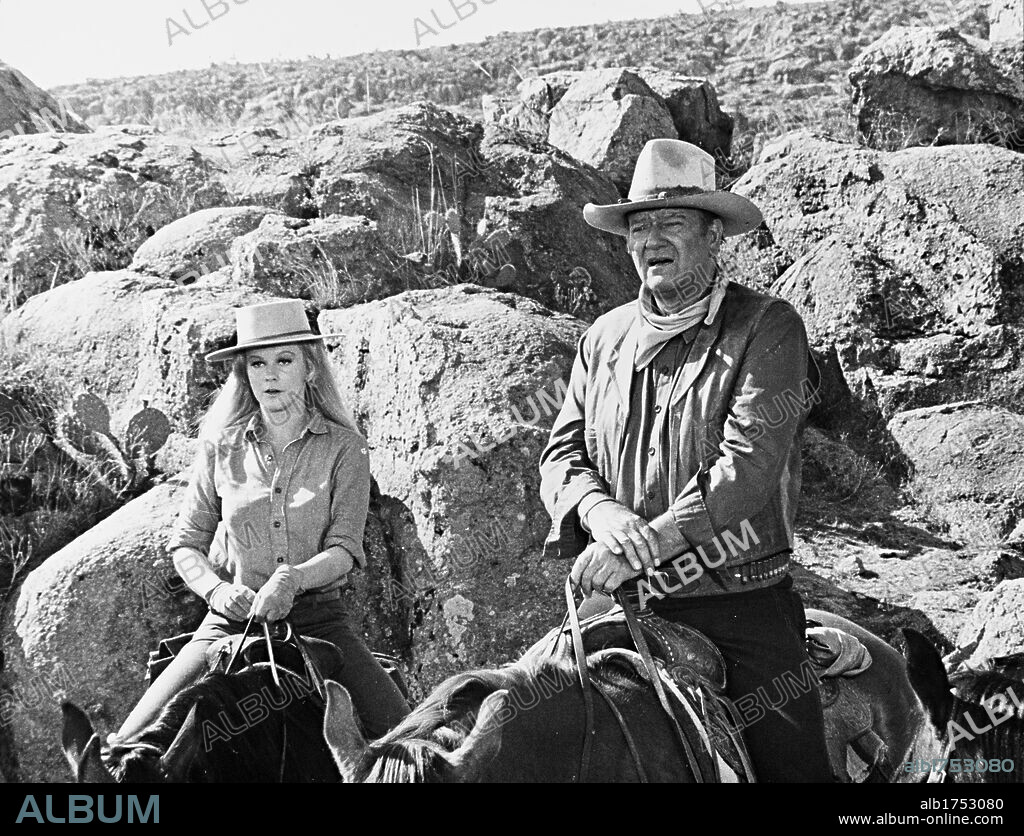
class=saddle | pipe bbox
[561,604,890,783]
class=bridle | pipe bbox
[560,577,710,783]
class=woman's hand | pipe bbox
[207,583,257,621]
[570,542,641,597]
[249,566,301,623]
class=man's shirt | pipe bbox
[577,325,700,525]
[168,407,371,593]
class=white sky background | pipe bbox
[0,0,820,89]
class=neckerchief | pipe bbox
[634,270,729,370]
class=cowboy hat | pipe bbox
[205,299,340,363]
[583,139,763,237]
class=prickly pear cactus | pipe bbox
[71,392,111,435]
[125,403,171,459]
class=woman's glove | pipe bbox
[250,566,302,623]
[206,582,257,621]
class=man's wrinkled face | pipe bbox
[626,207,720,305]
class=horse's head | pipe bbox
[902,628,1023,783]
[322,679,507,782]
[61,701,203,783]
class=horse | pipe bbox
[62,666,340,783]
[321,605,932,783]
[902,628,1023,784]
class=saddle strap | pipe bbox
[615,588,707,783]
[565,578,597,783]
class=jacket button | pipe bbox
[275,487,282,494]
[273,521,281,529]
[277,557,285,564]
[654,405,662,414]
[648,447,655,456]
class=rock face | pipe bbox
[131,206,279,284]
[849,27,1024,151]
[320,285,586,691]
[229,214,401,304]
[0,60,90,140]
[954,579,1024,671]
[732,136,1024,418]
[2,480,206,782]
[0,127,229,305]
[989,0,1023,43]
[547,69,679,193]
[0,268,274,449]
[491,68,733,189]
[889,403,1024,547]
[220,101,637,320]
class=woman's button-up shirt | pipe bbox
[168,408,371,593]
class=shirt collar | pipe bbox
[244,407,328,442]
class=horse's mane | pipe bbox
[107,669,327,782]
[352,651,651,783]
[947,667,1024,782]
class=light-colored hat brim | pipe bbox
[205,333,342,363]
[583,192,763,238]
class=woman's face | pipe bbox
[245,345,309,425]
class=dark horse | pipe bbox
[62,667,340,782]
[902,629,1023,784]
[322,614,1022,783]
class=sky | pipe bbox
[0,0,818,89]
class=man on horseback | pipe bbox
[539,139,833,782]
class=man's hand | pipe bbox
[570,542,641,597]
[584,501,661,575]
[249,566,301,623]
[207,583,257,621]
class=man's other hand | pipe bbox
[585,500,660,574]
[571,542,642,597]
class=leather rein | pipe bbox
[562,577,706,783]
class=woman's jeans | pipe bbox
[117,596,410,742]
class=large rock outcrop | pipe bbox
[849,27,1024,150]
[0,127,228,305]
[320,285,585,691]
[0,60,90,140]
[952,579,1024,671]
[219,101,636,319]
[731,136,1024,417]
[888,402,1024,547]
[989,0,1023,43]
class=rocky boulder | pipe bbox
[888,402,1024,547]
[989,0,1023,43]
[321,285,585,691]
[0,127,229,306]
[229,214,401,305]
[131,205,280,284]
[731,136,1024,417]
[490,68,733,173]
[952,579,1024,671]
[1,480,205,782]
[849,27,1024,151]
[0,60,90,141]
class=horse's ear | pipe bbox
[161,704,201,782]
[447,689,508,782]
[901,628,954,728]
[323,680,368,780]
[61,703,115,783]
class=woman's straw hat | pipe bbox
[205,300,339,363]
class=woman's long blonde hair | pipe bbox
[197,340,362,441]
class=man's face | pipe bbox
[626,207,720,306]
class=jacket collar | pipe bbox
[244,407,328,442]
